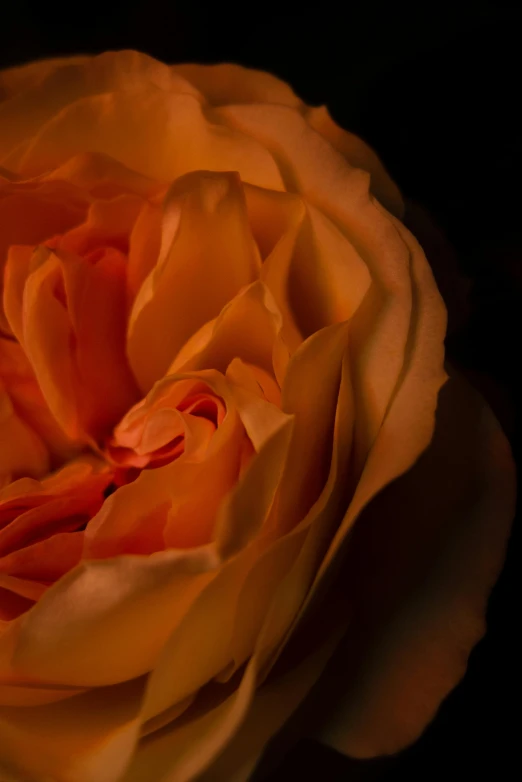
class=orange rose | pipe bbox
[0,51,515,782]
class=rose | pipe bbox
[0,50,515,782]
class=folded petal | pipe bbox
[3,88,285,190]
[127,171,261,393]
[168,281,287,385]
[0,383,49,484]
[303,105,404,217]
[311,370,515,758]
[0,679,142,782]
[171,62,302,108]
[0,50,200,161]
[0,338,82,464]
[276,321,350,534]
[9,548,219,687]
[216,104,421,465]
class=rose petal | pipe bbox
[42,151,165,201]
[0,50,200,162]
[127,171,261,393]
[309,370,515,757]
[286,203,370,338]
[8,548,219,688]
[0,531,84,582]
[169,281,287,384]
[0,383,49,483]
[276,321,350,534]
[0,338,82,463]
[123,624,343,782]
[10,247,80,438]
[0,55,90,99]
[0,678,142,782]
[8,240,140,441]
[303,104,404,218]
[172,62,302,109]
[3,88,285,190]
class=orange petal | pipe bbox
[126,200,163,305]
[9,547,220,687]
[56,245,140,440]
[169,281,287,384]
[127,171,261,393]
[13,247,80,438]
[0,337,81,464]
[0,383,49,483]
[4,88,285,189]
[0,178,86,319]
[0,54,90,98]
[284,203,370,338]
[55,193,143,257]
[0,50,200,162]
[42,150,165,201]
[213,391,294,558]
[194,623,346,782]
[217,104,421,462]
[309,214,447,596]
[276,322,350,534]
[0,679,86,708]
[0,531,84,582]
[0,679,142,782]
[171,62,302,108]
[304,104,404,218]
[310,370,515,758]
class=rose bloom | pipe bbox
[0,51,515,782]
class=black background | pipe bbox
[2,2,520,780]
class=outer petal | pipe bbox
[3,88,285,189]
[0,51,200,161]
[171,62,402,216]
[171,62,302,109]
[0,678,142,782]
[308,370,516,757]
[121,625,343,782]
[303,105,404,218]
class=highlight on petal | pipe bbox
[308,370,515,759]
[0,457,113,621]
[127,171,261,393]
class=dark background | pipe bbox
[2,2,520,779]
